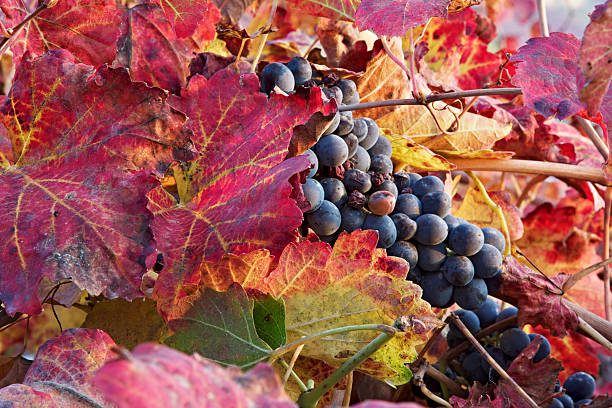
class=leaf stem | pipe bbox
[381,37,415,96]
[413,364,452,408]
[536,0,550,37]
[578,117,609,161]
[342,371,353,407]
[250,0,278,73]
[338,88,523,112]
[466,171,511,255]
[452,158,610,186]
[562,256,612,292]
[297,328,397,408]
[577,317,612,352]
[279,358,309,392]
[282,344,304,386]
[0,3,47,57]
[449,313,540,408]
[269,324,396,360]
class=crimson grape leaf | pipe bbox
[157,0,221,38]
[284,0,359,21]
[500,256,578,336]
[0,384,57,407]
[0,0,122,67]
[0,50,188,315]
[578,0,612,116]
[95,343,296,408]
[356,0,450,37]
[165,283,273,368]
[510,33,585,119]
[450,384,503,408]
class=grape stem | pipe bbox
[577,117,609,161]
[577,317,612,352]
[449,313,540,408]
[339,88,522,112]
[562,256,612,292]
[425,364,466,397]
[250,0,278,73]
[412,364,452,408]
[466,171,512,255]
[282,344,304,386]
[380,37,417,97]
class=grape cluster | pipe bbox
[426,303,597,408]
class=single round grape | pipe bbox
[394,193,421,219]
[320,178,348,207]
[390,213,417,241]
[564,372,596,401]
[368,191,396,216]
[343,169,372,193]
[420,271,454,308]
[286,57,312,86]
[462,352,488,383]
[421,191,451,217]
[453,278,488,310]
[475,298,499,328]
[527,333,551,363]
[485,271,502,296]
[302,149,318,178]
[369,154,394,174]
[450,309,480,335]
[556,395,573,408]
[336,112,354,136]
[336,79,357,103]
[363,214,397,248]
[322,111,340,136]
[500,328,531,359]
[352,118,368,141]
[343,90,360,105]
[313,134,349,167]
[417,242,447,271]
[394,172,412,192]
[411,175,444,198]
[359,118,380,150]
[260,62,295,94]
[448,223,484,256]
[372,180,398,198]
[408,265,422,283]
[482,227,506,254]
[415,214,448,245]
[574,399,593,408]
[368,135,392,157]
[409,173,422,185]
[471,244,502,278]
[496,306,518,323]
[303,178,324,213]
[341,133,359,158]
[305,200,341,236]
[340,205,366,232]
[387,241,418,269]
[322,86,343,105]
[443,256,475,286]
[352,145,371,172]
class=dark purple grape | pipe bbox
[336,112,354,136]
[394,193,421,219]
[336,79,358,103]
[322,86,343,105]
[453,278,488,310]
[352,118,368,141]
[556,395,573,408]
[343,169,372,193]
[394,172,412,192]
[408,265,422,283]
[482,227,506,253]
[485,270,502,296]
[360,118,379,150]
[260,62,295,94]
[421,191,451,217]
[448,223,484,256]
[390,213,417,241]
[480,346,507,381]
[305,200,341,236]
[286,57,312,86]
[475,298,499,328]
[496,306,518,323]
[415,214,448,245]
[372,180,398,198]
[564,372,596,401]
[450,309,480,335]
[368,135,392,157]
[340,205,366,232]
[409,173,422,185]
[320,178,348,207]
[417,243,447,271]
[420,271,453,308]
[303,178,324,213]
[369,154,393,174]
[548,399,563,408]
[341,133,359,158]
[313,134,349,167]
[462,352,488,383]
[352,145,371,172]
[363,214,397,248]
[444,214,465,233]
[528,333,551,363]
[443,256,475,286]
[322,111,340,136]
[411,175,444,198]
[320,232,339,246]
[471,244,502,278]
[302,149,318,178]
[343,89,360,105]
[500,328,531,359]
[387,241,418,269]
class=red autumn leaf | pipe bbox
[0,384,57,407]
[0,50,186,315]
[500,256,579,336]
[450,384,504,408]
[156,0,220,38]
[495,338,563,407]
[355,0,450,37]
[0,0,121,67]
[95,343,296,408]
[283,0,359,21]
[579,0,612,116]
[148,69,332,315]
[510,33,587,120]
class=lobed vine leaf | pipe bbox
[156,0,221,38]
[284,0,359,21]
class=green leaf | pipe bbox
[253,294,286,350]
[164,283,271,369]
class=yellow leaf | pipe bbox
[382,129,455,172]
